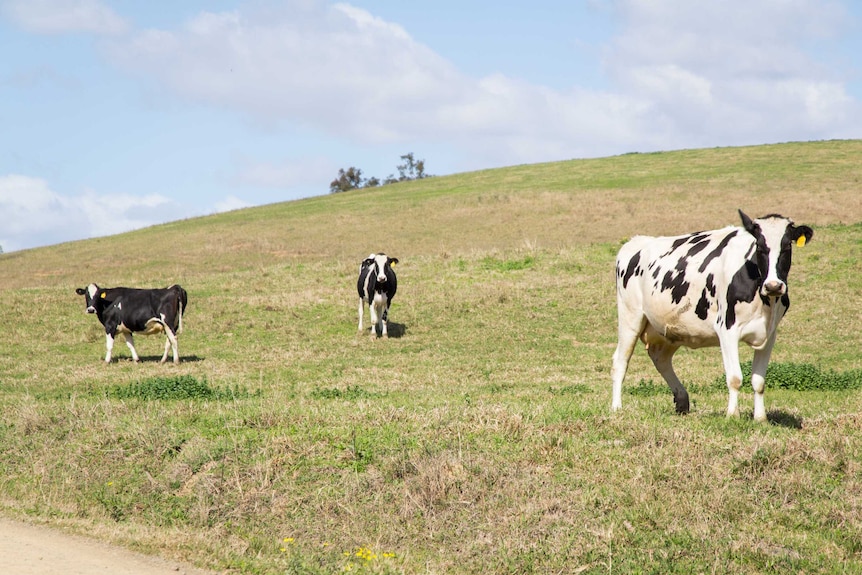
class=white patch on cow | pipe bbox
[758,216,791,296]
[372,253,389,282]
[87,284,98,299]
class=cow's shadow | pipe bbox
[766,410,803,429]
[362,322,408,339]
[699,408,802,429]
[386,322,407,339]
[117,355,205,363]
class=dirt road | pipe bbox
[0,518,217,575]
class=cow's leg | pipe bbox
[124,333,141,362]
[750,332,778,423]
[380,305,389,338]
[647,342,689,413]
[718,330,744,418]
[611,313,647,412]
[369,299,381,338]
[161,329,179,364]
[160,337,170,363]
[358,298,365,333]
[104,333,115,363]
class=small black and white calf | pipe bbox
[76,284,188,363]
[611,210,813,421]
[357,253,399,338]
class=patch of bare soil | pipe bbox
[0,518,217,575]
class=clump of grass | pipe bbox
[712,362,862,391]
[480,255,535,272]
[548,383,590,396]
[109,375,257,401]
[626,378,669,396]
[310,385,383,400]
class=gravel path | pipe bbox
[0,518,216,575]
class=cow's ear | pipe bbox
[792,225,813,247]
[389,257,399,266]
[76,288,86,295]
[738,210,756,232]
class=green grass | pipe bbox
[1,140,862,573]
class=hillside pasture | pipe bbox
[1,140,861,574]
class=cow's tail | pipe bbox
[177,299,184,334]
[173,285,187,335]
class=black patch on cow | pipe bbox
[773,231,795,284]
[693,273,716,320]
[698,230,738,273]
[659,235,691,259]
[724,260,760,328]
[660,256,691,305]
[621,251,641,289]
[685,238,711,259]
[695,288,710,320]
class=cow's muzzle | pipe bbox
[86,306,96,314]
[761,280,786,297]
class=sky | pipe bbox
[1,0,860,252]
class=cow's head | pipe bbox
[739,210,813,298]
[75,283,101,314]
[363,253,398,283]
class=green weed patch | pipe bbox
[712,362,862,391]
[480,255,535,272]
[309,385,384,400]
[109,375,257,401]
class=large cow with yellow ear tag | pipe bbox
[611,210,813,422]
[357,253,399,338]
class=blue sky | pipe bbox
[1,0,860,252]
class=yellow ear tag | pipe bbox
[100,292,106,298]
[390,262,396,267]
[797,236,806,247]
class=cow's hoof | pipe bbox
[674,397,690,414]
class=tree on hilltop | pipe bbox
[329,153,431,193]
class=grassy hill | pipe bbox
[1,140,861,574]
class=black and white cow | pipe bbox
[357,253,399,338]
[75,283,188,364]
[611,210,813,422]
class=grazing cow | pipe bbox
[611,210,813,422]
[357,253,399,338]
[75,283,188,364]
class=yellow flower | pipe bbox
[282,537,295,544]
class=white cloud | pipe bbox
[107,2,465,143]
[102,0,861,170]
[605,0,860,146]
[0,175,177,252]
[0,0,128,35]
